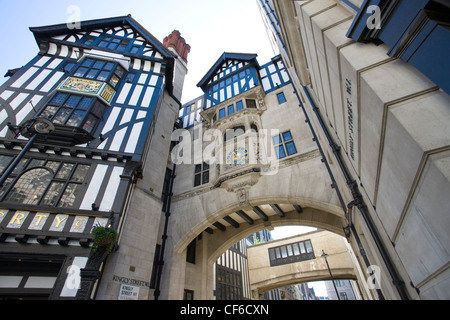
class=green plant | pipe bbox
[91,224,118,254]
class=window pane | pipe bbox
[287,245,293,256]
[305,240,313,253]
[64,95,82,108]
[77,97,94,110]
[74,67,88,78]
[58,183,81,208]
[4,168,52,205]
[41,181,64,206]
[299,242,306,254]
[275,145,286,159]
[86,69,98,79]
[51,93,68,106]
[227,105,234,115]
[219,108,226,119]
[236,100,244,111]
[118,39,130,51]
[275,247,281,258]
[56,163,74,179]
[84,36,96,45]
[97,71,110,82]
[45,161,61,173]
[246,99,257,108]
[285,141,297,156]
[41,106,58,120]
[202,171,209,184]
[72,165,90,182]
[54,108,72,125]
[195,164,202,173]
[293,243,300,255]
[108,42,119,50]
[93,61,105,69]
[277,92,286,104]
[115,66,125,78]
[194,174,201,187]
[66,110,86,127]
[269,249,275,261]
[104,62,115,71]
[81,59,95,68]
[12,158,29,175]
[109,74,119,88]
[281,246,287,258]
[272,135,282,145]
[82,114,97,133]
[282,131,293,141]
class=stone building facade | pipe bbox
[257,0,450,299]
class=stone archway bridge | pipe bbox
[247,229,357,299]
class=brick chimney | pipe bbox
[163,30,191,64]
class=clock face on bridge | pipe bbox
[227,147,248,166]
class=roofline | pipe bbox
[29,15,175,60]
[29,15,177,96]
[197,52,259,90]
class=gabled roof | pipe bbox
[29,15,178,97]
[197,52,259,90]
[29,15,175,60]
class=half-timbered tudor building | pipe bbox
[0,15,189,300]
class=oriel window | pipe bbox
[39,93,106,134]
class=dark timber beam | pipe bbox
[253,206,268,221]
[236,210,254,225]
[223,216,240,228]
[213,222,226,231]
[293,205,303,214]
[270,204,285,217]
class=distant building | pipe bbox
[325,280,358,300]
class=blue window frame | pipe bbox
[273,130,297,159]
[277,92,287,104]
[236,100,244,111]
[219,108,226,119]
[227,105,234,115]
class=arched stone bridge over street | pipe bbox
[247,230,357,299]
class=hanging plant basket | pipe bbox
[91,224,118,254]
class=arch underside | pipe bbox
[173,198,347,266]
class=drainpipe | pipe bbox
[299,85,409,300]
[153,163,176,300]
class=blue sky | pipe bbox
[0,0,277,102]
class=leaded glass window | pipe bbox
[0,156,90,208]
